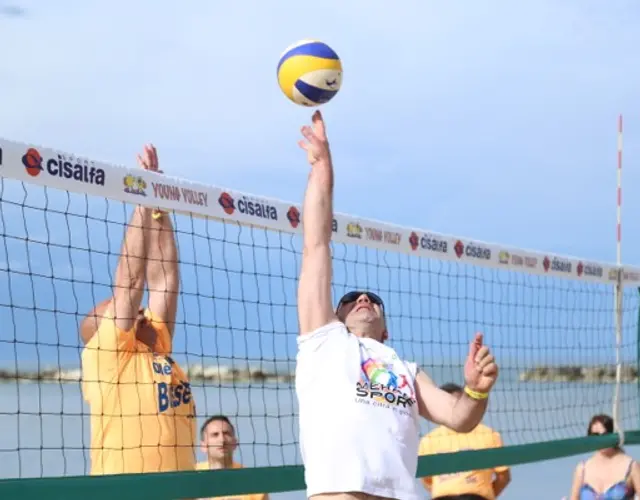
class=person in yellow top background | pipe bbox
[80,144,196,475]
[196,415,269,500]
[418,383,511,500]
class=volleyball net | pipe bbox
[0,137,640,499]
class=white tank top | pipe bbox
[296,321,421,499]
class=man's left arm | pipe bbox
[414,371,488,432]
[140,145,180,335]
[414,333,497,432]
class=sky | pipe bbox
[0,4,637,354]
[1,0,640,260]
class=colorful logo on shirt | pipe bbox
[153,356,193,414]
[355,356,416,413]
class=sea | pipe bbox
[1,366,639,500]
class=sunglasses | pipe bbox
[336,291,385,313]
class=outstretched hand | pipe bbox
[298,110,332,168]
[463,333,498,394]
[136,144,166,218]
[137,144,162,173]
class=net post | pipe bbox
[613,114,625,447]
[637,287,640,431]
[613,269,625,447]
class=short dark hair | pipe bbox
[588,414,622,451]
[588,414,614,435]
[200,415,235,440]
[440,383,464,394]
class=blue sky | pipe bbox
[1,0,639,261]
[1,0,640,371]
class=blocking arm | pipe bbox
[146,211,180,335]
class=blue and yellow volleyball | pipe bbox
[277,40,342,107]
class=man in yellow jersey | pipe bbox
[196,415,269,500]
[80,144,196,475]
[418,383,511,500]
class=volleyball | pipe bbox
[277,40,342,107]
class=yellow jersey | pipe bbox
[82,308,196,474]
[418,423,508,500]
[195,461,269,500]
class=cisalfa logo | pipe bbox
[409,232,419,251]
[218,192,235,215]
[454,240,464,258]
[287,206,301,228]
[22,148,43,177]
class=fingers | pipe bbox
[136,154,146,169]
[482,361,498,377]
[474,332,483,346]
[145,144,158,171]
[301,125,322,146]
[475,345,498,376]
[137,144,159,171]
[299,126,324,165]
[475,349,493,369]
[311,110,326,140]
[468,332,483,357]
[474,345,489,363]
[299,113,330,167]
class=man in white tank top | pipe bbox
[295,111,500,500]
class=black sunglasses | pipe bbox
[336,291,385,313]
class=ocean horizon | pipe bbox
[1,366,639,499]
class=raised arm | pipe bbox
[80,205,151,344]
[137,145,180,335]
[415,334,497,432]
[297,111,338,335]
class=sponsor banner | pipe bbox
[364,226,401,245]
[2,141,108,199]
[0,136,628,286]
[346,222,363,239]
[542,256,572,274]
[454,240,491,261]
[154,181,208,208]
[576,261,604,279]
[285,206,338,232]
[409,232,448,254]
[498,251,510,265]
[218,192,277,221]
